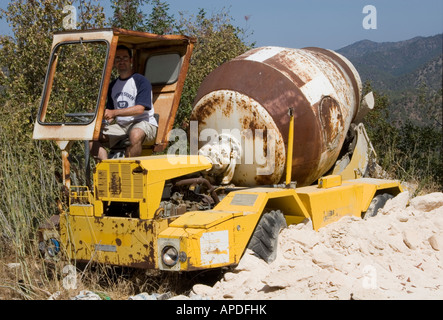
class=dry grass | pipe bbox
[0,252,222,300]
[0,127,222,300]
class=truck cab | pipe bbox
[33,28,195,185]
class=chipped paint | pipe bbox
[244,46,285,62]
[192,46,362,187]
[192,90,286,186]
[200,230,229,266]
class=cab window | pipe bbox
[144,53,182,85]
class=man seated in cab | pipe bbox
[90,45,157,160]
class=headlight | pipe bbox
[38,238,60,260]
[161,246,178,267]
[47,238,60,257]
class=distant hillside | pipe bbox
[337,34,442,126]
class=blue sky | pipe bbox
[163,0,443,49]
[1,0,442,50]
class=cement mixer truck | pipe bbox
[35,29,402,271]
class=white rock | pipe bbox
[382,191,410,214]
[47,291,61,300]
[402,229,421,250]
[192,284,215,297]
[235,249,268,272]
[428,234,441,251]
[350,289,387,300]
[394,208,414,222]
[281,227,319,249]
[182,191,443,301]
[261,272,292,289]
[410,192,443,212]
[388,235,407,253]
[6,263,21,269]
[168,295,191,300]
[73,290,102,300]
[311,245,334,269]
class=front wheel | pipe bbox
[247,210,287,263]
[362,193,393,220]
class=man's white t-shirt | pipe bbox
[107,73,158,127]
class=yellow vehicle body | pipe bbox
[60,155,212,268]
[60,156,402,270]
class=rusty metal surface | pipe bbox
[175,177,220,204]
[192,46,362,187]
[193,90,286,186]
[33,30,115,142]
[61,214,170,269]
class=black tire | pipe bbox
[362,193,393,220]
[247,210,287,263]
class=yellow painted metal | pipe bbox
[318,175,342,189]
[60,154,214,267]
[285,108,294,186]
[93,155,211,220]
[351,178,404,213]
[296,183,364,230]
[296,177,403,230]
[68,186,94,216]
[158,187,311,271]
[60,213,170,268]
[69,204,94,217]
[57,143,403,271]
[169,211,244,229]
[56,145,404,271]
[332,123,377,180]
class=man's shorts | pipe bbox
[102,121,157,149]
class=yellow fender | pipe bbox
[158,188,309,271]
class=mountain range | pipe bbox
[337,34,442,126]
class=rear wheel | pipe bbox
[247,210,287,263]
[362,193,393,220]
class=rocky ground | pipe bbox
[188,191,443,300]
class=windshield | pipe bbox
[39,40,108,125]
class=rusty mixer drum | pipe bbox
[191,46,363,187]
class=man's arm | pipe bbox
[104,105,145,122]
[134,74,152,110]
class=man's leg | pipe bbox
[127,127,146,157]
[90,133,109,160]
[90,123,128,160]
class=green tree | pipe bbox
[396,121,442,191]
[109,0,149,31]
[174,8,255,129]
[363,81,400,171]
[0,0,105,138]
[0,0,106,296]
[363,81,443,192]
[145,0,175,34]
